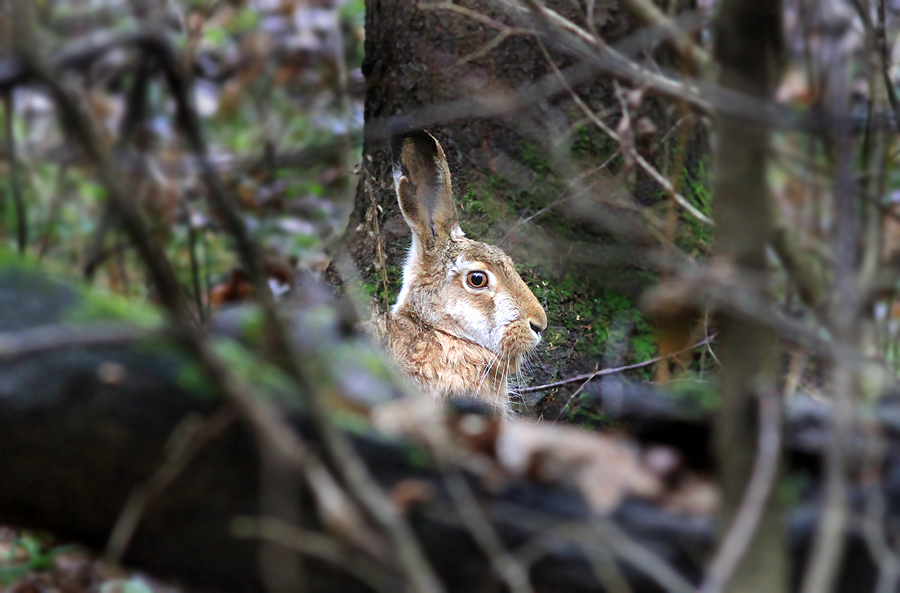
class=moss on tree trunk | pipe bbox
[329,0,709,416]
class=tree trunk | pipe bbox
[712,1,787,592]
[327,0,702,413]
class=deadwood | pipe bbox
[0,267,898,593]
[0,266,688,593]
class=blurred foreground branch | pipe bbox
[0,267,896,592]
[711,2,787,593]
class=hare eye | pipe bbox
[466,271,489,289]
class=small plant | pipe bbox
[0,532,78,586]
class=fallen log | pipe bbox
[0,266,893,592]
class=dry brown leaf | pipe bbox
[661,474,719,516]
[389,479,436,512]
[496,422,661,513]
[641,277,703,384]
[372,398,661,514]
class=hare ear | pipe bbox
[392,129,460,247]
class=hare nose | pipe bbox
[529,319,546,334]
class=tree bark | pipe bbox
[327,0,704,410]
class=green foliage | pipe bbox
[213,338,298,402]
[0,533,78,586]
[571,125,618,164]
[778,473,810,507]
[520,142,551,177]
[66,288,163,329]
[403,444,432,468]
[457,162,661,390]
[174,337,301,403]
[677,157,714,255]
[458,188,485,214]
[231,7,262,34]
[363,263,402,310]
[175,359,217,399]
[666,372,719,412]
[341,0,366,25]
[564,403,614,428]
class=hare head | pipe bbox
[387,129,547,416]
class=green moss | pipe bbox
[171,334,302,403]
[531,270,658,371]
[676,157,714,255]
[570,126,623,175]
[457,188,485,214]
[365,263,403,311]
[330,407,375,434]
[66,288,163,329]
[0,248,35,269]
[565,405,614,429]
[237,306,266,344]
[520,141,551,176]
[175,359,216,399]
[0,532,78,587]
[667,373,719,412]
[212,338,298,402]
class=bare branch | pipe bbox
[534,38,714,225]
[698,388,782,593]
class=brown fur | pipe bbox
[386,130,547,416]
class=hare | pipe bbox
[386,128,547,417]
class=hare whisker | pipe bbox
[502,351,513,399]
[475,352,497,397]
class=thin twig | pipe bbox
[419,2,534,65]
[509,0,710,111]
[366,170,391,314]
[589,519,695,593]
[500,150,620,246]
[616,0,713,76]
[523,335,715,393]
[533,35,713,226]
[105,406,238,563]
[10,13,440,593]
[231,516,402,593]
[9,14,377,588]
[876,0,900,125]
[186,207,206,323]
[443,469,535,593]
[36,165,68,263]
[514,517,635,593]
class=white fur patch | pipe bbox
[442,290,517,353]
[392,238,422,314]
[445,299,495,349]
[490,294,519,348]
[439,256,510,351]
